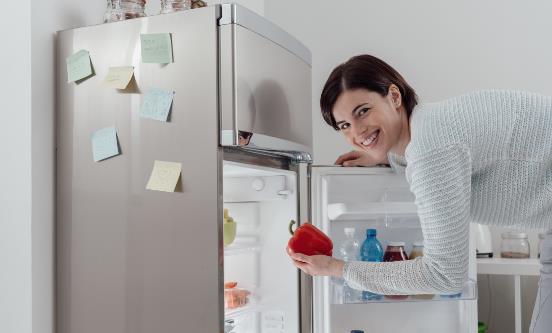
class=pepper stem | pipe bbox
[288,220,297,235]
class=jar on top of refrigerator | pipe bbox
[104,0,146,22]
[501,232,530,258]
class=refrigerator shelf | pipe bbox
[224,243,261,256]
[225,304,260,319]
[331,279,477,305]
[328,202,419,221]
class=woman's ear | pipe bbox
[388,84,402,109]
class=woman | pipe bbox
[287,54,552,332]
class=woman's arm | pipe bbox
[343,144,472,294]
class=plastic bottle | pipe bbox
[360,228,384,301]
[335,228,362,303]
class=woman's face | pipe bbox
[332,86,404,163]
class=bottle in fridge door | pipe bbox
[335,227,362,304]
[360,228,384,301]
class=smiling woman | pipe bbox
[287,54,552,333]
[320,55,417,166]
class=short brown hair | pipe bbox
[320,55,418,130]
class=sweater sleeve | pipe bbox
[343,144,471,294]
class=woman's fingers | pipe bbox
[335,151,359,165]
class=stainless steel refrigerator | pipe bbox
[56,4,477,333]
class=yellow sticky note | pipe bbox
[104,66,135,89]
[146,160,182,192]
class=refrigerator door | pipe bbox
[310,166,478,333]
[221,148,312,333]
[219,4,312,154]
[57,7,222,333]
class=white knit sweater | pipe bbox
[343,90,552,295]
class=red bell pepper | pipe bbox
[287,220,333,256]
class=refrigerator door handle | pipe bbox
[297,161,313,333]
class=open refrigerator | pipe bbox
[56,3,477,333]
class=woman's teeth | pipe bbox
[362,131,379,146]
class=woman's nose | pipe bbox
[350,122,366,137]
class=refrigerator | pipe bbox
[56,4,478,333]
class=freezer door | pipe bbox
[57,7,222,333]
[218,4,312,154]
[309,166,478,333]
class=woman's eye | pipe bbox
[339,123,350,130]
[358,108,369,116]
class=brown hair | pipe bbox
[320,55,418,130]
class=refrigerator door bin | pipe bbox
[311,166,478,333]
[329,278,477,305]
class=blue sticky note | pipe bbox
[140,88,174,122]
[140,33,173,64]
[66,50,93,83]
[91,127,120,162]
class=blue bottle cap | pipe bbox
[366,229,377,237]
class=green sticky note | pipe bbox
[66,50,93,83]
[141,33,173,64]
[91,127,120,162]
[140,88,174,122]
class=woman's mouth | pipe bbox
[361,130,380,148]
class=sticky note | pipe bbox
[66,50,93,82]
[141,33,173,64]
[104,66,135,89]
[91,127,120,162]
[146,160,182,192]
[140,88,174,122]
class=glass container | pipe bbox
[383,242,408,300]
[104,0,146,23]
[500,232,530,259]
[160,0,192,13]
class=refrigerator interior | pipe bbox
[311,166,478,333]
[222,161,299,333]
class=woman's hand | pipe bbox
[287,247,344,277]
[334,150,379,167]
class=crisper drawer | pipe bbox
[218,4,312,154]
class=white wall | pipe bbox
[0,0,32,331]
[265,0,552,165]
[264,1,552,332]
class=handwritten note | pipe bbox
[141,33,173,64]
[91,127,120,162]
[104,66,135,89]
[146,160,182,192]
[66,50,93,83]
[140,88,174,122]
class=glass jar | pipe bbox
[104,0,146,23]
[408,242,434,300]
[500,232,530,259]
[160,0,192,13]
[409,242,424,259]
[383,242,409,300]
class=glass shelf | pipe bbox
[330,279,477,304]
[225,304,260,319]
[224,243,261,256]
